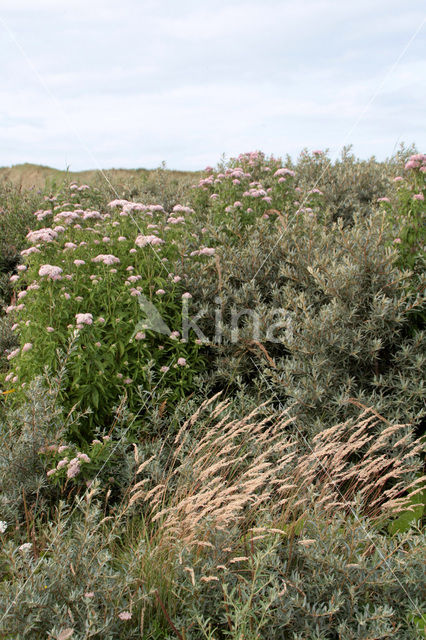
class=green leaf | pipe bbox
[388,488,425,535]
[408,612,426,637]
[91,388,99,410]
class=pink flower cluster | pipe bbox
[75,313,93,325]
[167,215,185,224]
[67,459,80,478]
[190,247,215,256]
[404,153,426,171]
[172,204,194,215]
[92,254,120,265]
[38,264,63,280]
[118,611,132,621]
[274,168,295,178]
[135,234,165,247]
[26,228,58,244]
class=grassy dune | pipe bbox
[0,162,198,190]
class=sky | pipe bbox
[0,0,425,171]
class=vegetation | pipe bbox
[0,147,425,639]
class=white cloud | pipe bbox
[0,0,424,169]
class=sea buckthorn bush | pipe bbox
[0,378,66,525]
[292,145,396,224]
[183,203,425,436]
[0,181,46,275]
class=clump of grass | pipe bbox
[0,395,424,638]
[129,395,423,542]
[121,396,424,638]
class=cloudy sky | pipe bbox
[0,0,424,171]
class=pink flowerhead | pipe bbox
[38,264,63,280]
[21,247,40,257]
[92,254,120,266]
[274,168,295,177]
[22,343,33,353]
[67,462,81,478]
[108,199,129,208]
[135,234,165,248]
[26,228,58,244]
[200,247,215,255]
[75,313,93,325]
[413,193,424,201]
[177,357,187,366]
[160,365,169,373]
[47,327,55,333]
[156,288,165,295]
[405,160,419,170]
[118,611,132,621]
[182,292,192,299]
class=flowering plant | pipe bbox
[379,153,426,272]
[3,189,212,439]
[189,152,329,259]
